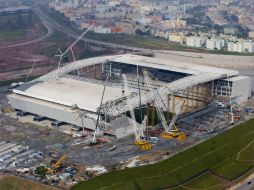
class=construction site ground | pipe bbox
[1,86,253,169]
[0,106,198,167]
[1,84,254,189]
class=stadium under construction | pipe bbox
[7,54,251,140]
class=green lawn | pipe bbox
[212,160,253,180]
[71,118,254,190]
[77,32,254,56]
[38,30,68,58]
[0,30,26,43]
[238,139,254,161]
[85,32,189,51]
[0,12,44,43]
[183,172,226,190]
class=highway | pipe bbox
[34,7,153,53]
[229,172,254,190]
[0,12,54,49]
[235,176,254,190]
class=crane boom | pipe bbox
[91,74,109,144]
[122,74,151,150]
[122,74,142,141]
[143,70,186,141]
[58,24,95,68]
[52,155,67,168]
[168,100,185,131]
[143,70,169,132]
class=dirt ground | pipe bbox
[0,43,55,81]
[0,18,56,81]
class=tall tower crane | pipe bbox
[122,74,152,150]
[56,24,94,69]
[143,70,186,141]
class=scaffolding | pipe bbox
[102,73,224,116]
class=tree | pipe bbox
[35,166,47,178]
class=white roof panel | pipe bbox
[13,77,123,112]
[113,54,239,76]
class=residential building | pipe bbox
[227,40,253,53]
[224,26,239,35]
[186,36,204,48]
[206,38,225,50]
[169,33,186,44]
[249,31,254,39]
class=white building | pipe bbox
[93,26,111,34]
[227,40,253,53]
[213,76,251,103]
[186,36,204,48]
[206,38,225,50]
[243,41,254,53]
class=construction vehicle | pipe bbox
[52,155,67,169]
[47,154,67,174]
[47,168,54,174]
[143,70,186,141]
[1,106,12,113]
[122,74,152,150]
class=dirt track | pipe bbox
[0,43,54,81]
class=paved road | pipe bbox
[235,176,254,190]
[34,7,153,53]
[229,172,254,190]
[0,12,54,49]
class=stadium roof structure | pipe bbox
[112,54,239,76]
[13,54,239,115]
[36,54,238,82]
[14,77,123,113]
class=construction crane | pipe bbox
[90,74,109,145]
[52,155,67,169]
[47,155,67,174]
[56,24,94,69]
[122,74,152,150]
[143,70,186,141]
[74,110,88,137]
[162,100,186,141]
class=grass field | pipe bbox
[237,139,254,161]
[71,118,254,190]
[0,175,56,190]
[0,12,41,43]
[85,32,254,55]
[212,160,252,180]
[0,30,26,43]
[182,172,227,190]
